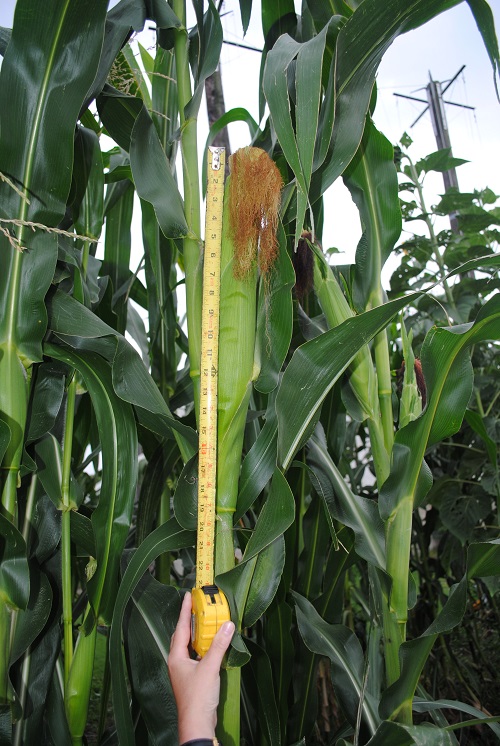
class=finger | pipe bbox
[170,592,192,655]
[200,621,235,674]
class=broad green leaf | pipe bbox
[173,454,198,531]
[46,344,138,625]
[277,292,419,469]
[218,470,294,628]
[467,538,500,578]
[294,591,380,735]
[241,470,294,563]
[202,107,259,194]
[138,41,154,82]
[102,179,134,335]
[0,514,29,611]
[24,363,65,445]
[0,0,108,360]
[364,721,454,746]
[309,0,463,205]
[254,223,295,393]
[344,118,402,311]
[124,566,179,744]
[238,0,252,34]
[265,598,294,742]
[151,45,178,160]
[0,28,11,55]
[130,106,188,238]
[185,0,223,119]
[46,290,196,458]
[10,566,52,665]
[136,440,180,545]
[416,148,468,175]
[13,615,62,745]
[0,421,10,465]
[109,519,195,746]
[296,492,330,600]
[121,43,152,106]
[379,576,467,721]
[244,638,282,746]
[70,511,96,558]
[414,698,500,739]
[35,435,83,510]
[263,25,332,245]
[380,295,500,621]
[466,0,500,97]
[218,537,285,630]
[307,430,386,570]
[83,0,181,110]
[235,394,278,521]
[72,126,105,244]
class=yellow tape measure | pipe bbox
[192,146,230,658]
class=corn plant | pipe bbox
[0,0,500,745]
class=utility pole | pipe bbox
[394,66,475,233]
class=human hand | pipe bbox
[168,591,235,744]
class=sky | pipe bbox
[1,0,499,266]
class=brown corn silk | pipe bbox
[228,146,283,279]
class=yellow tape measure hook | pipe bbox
[192,147,230,658]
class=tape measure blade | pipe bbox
[196,147,226,588]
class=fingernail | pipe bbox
[222,621,235,635]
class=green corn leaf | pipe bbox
[202,107,259,194]
[309,0,464,205]
[294,591,380,736]
[244,638,282,746]
[343,118,402,311]
[72,126,105,244]
[0,0,108,361]
[123,565,180,744]
[466,0,500,97]
[109,518,195,746]
[0,421,10,464]
[138,41,154,82]
[218,470,294,628]
[467,538,500,578]
[0,514,29,611]
[254,223,295,394]
[380,294,500,622]
[10,567,52,666]
[185,0,223,119]
[464,408,498,468]
[35,435,83,511]
[24,363,65,445]
[151,46,178,159]
[238,0,253,34]
[136,440,180,545]
[0,27,11,55]
[97,87,188,238]
[263,24,330,245]
[379,576,468,722]
[265,598,294,742]
[277,292,420,470]
[307,430,386,571]
[130,106,188,238]
[121,43,152,106]
[173,454,198,531]
[102,175,134,335]
[46,289,197,457]
[46,344,138,625]
[364,721,455,746]
[236,394,278,521]
[83,0,181,111]
[414,698,500,739]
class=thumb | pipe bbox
[201,621,235,672]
